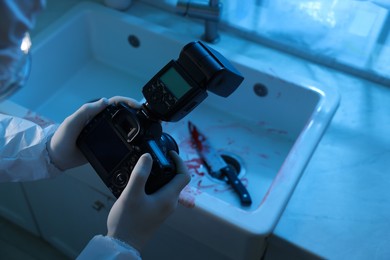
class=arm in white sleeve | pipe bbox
[77,235,141,260]
[0,113,62,182]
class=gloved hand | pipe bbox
[106,152,191,252]
[47,96,141,171]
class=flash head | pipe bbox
[178,41,243,97]
[141,41,244,122]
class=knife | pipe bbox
[188,121,252,206]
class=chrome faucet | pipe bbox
[176,0,222,43]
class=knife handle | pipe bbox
[222,166,252,206]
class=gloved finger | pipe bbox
[156,151,191,198]
[108,96,142,109]
[121,153,153,199]
[169,151,190,177]
[178,186,195,208]
[63,98,109,136]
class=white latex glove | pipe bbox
[107,152,191,252]
[48,97,141,171]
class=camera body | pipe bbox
[77,102,179,196]
[77,41,244,198]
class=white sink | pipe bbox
[10,2,340,259]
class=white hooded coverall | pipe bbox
[0,0,140,258]
[0,113,141,259]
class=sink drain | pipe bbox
[208,152,245,183]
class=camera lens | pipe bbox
[113,170,129,188]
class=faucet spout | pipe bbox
[176,0,222,43]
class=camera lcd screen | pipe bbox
[85,121,129,174]
[160,67,191,99]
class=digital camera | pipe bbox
[76,41,244,198]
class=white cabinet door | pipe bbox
[0,182,40,236]
[23,173,115,258]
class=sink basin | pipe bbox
[10,2,340,259]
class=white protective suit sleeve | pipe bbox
[0,113,61,181]
[0,113,142,258]
[1,1,143,257]
[77,235,141,260]
[0,0,45,99]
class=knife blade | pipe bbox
[188,121,252,206]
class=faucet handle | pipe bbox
[176,0,221,21]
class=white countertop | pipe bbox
[268,62,390,259]
[32,1,390,259]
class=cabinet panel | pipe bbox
[0,182,39,236]
[23,174,115,258]
[65,165,112,196]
